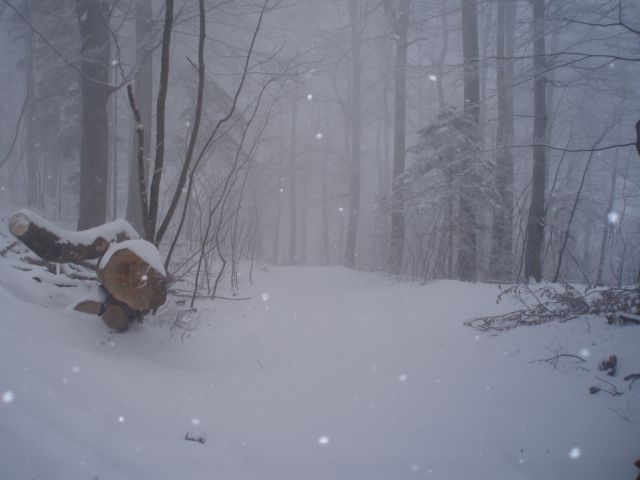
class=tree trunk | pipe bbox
[288,90,298,265]
[457,0,480,282]
[24,0,38,209]
[385,0,410,275]
[524,0,547,282]
[344,0,362,269]
[76,0,112,229]
[490,0,515,281]
[97,240,167,311]
[125,0,153,233]
[9,210,136,262]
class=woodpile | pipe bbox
[8,210,167,332]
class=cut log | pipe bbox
[98,240,167,311]
[74,299,104,316]
[71,290,137,332]
[101,301,131,332]
[9,210,139,263]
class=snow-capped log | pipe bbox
[97,240,167,312]
[9,210,139,263]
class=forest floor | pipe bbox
[1,232,639,478]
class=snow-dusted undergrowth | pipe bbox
[0,218,638,479]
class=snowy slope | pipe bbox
[1,257,639,479]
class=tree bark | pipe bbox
[490,0,515,281]
[288,89,298,265]
[126,0,154,233]
[76,0,112,229]
[524,0,547,282]
[385,0,410,275]
[344,0,362,269]
[9,210,136,262]
[457,0,480,282]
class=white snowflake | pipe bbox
[2,390,15,403]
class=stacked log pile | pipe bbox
[8,210,167,332]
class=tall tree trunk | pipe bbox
[385,0,410,275]
[125,0,153,232]
[457,0,480,282]
[524,0,547,282]
[321,114,330,266]
[24,0,38,208]
[490,0,515,281]
[288,90,298,265]
[345,0,362,269]
[76,0,111,229]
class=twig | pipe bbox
[530,353,587,366]
[624,373,640,389]
[0,241,18,257]
[595,376,624,396]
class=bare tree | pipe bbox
[524,0,547,282]
[75,0,112,229]
[457,0,480,282]
[384,0,410,275]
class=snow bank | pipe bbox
[0,264,638,479]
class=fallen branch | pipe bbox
[624,373,640,389]
[0,240,18,257]
[593,376,624,397]
[530,353,587,368]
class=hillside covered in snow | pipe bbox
[1,242,639,479]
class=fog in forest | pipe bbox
[0,0,639,286]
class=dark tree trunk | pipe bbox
[490,0,515,281]
[524,0,547,282]
[126,0,153,233]
[344,0,362,269]
[9,210,135,262]
[385,0,410,275]
[24,0,38,208]
[76,0,112,229]
[457,0,480,282]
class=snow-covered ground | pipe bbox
[1,248,639,479]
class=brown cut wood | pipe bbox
[98,245,166,311]
[9,210,136,263]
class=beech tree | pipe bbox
[75,0,112,229]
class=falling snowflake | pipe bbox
[317,436,330,445]
[118,416,125,423]
[315,133,324,140]
[191,418,201,425]
[261,293,269,301]
[338,207,344,213]
[279,188,284,193]
[141,274,149,282]
[398,373,408,382]
[579,348,590,358]
[428,75,437,82]
[306,94,313,100]
[411,463,419,472]
[72,366,81,373]
[569,447,581,459]
[607,211,620,224]
[2,390,15,403]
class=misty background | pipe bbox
[0,0,639,290]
